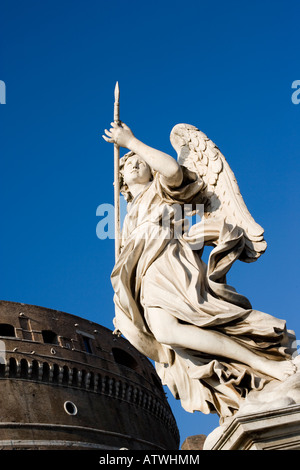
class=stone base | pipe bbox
[181,434,206,450]
[204,404,300,450]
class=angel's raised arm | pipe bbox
[103,122,183,187]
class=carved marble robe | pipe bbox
[111,168,295,420]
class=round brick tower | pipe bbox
[0,300,179,450]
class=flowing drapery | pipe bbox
[111,169,295,419]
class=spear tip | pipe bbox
[114,81,120,101]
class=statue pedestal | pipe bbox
[204,404,300,450]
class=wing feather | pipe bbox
[170,123,267,262]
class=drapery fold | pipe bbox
[111,169,295,418]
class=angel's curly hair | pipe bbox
[119,151,154,202]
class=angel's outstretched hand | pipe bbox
[102,121,135,149]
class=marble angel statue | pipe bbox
[102,120,298,422]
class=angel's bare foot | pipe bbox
[255,357,297,381]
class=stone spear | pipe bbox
[113,82,121,261]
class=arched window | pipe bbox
[52,363,59,383]
[0,324,15,337]
[112,348,139,371]
[31,360,39,380]
[62,365,69,386]
[81,369,87,388]
[89,372,95,390]
[42,362,50,382]
[42,330,58,345]
[9,357,17,377]
[72,368,78,387]
[20,359,29,379]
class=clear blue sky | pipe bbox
[1,0,300,446]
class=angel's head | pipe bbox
[119,151,153,202]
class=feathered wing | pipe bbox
[170,123,267,262]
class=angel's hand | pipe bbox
[102,122,135,148]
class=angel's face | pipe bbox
[123,154,152,187]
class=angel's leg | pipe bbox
[146,307,296,382]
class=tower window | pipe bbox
[0,324,15,337]
[82,336,93,354]
[112,348,139,371]
[76,329,95,354]
[42,330,58,345]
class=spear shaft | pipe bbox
[114,82,121,262]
